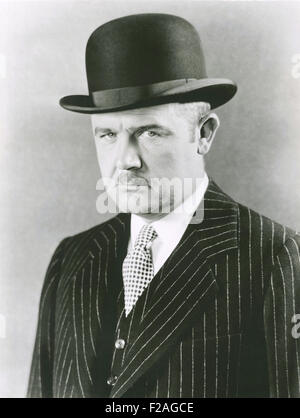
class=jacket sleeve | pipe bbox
[264,234,300,398]
[27,239,67,398]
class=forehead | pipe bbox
[91,103,179,130]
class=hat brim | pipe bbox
[59,78,237,114]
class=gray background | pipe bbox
[1,0,300,397]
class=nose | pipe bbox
[116,133,142,170]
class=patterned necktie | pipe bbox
[122,224,158,317]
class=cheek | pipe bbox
[150,146,197,180]
[144,147,178,174]
[151,150,185,178]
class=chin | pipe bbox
[119,201,155,214]
[116,194,160,214]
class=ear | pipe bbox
[196,113,220,155]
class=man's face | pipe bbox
[91,103,204,215]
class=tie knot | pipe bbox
[134,224,157,250]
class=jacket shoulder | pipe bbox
[236,200,298,257]
[209,179,298,251]
[59,213,129,265]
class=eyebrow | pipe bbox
[94,124,173,136]
[94,127,113,135]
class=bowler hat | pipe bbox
[59,13,237,113]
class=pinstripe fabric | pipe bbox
[27,178,300,398]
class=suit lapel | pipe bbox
[110,178,239,398]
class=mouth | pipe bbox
[117,173,148,188]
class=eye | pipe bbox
[97,132,116,142]
[101,132,115,138]
[139,130,160,139]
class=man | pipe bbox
[28,13,300,398]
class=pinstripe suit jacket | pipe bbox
[27,178,300,398]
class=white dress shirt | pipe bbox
[128,172,209,275]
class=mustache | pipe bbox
[117,172,149,186]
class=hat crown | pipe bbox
[85,13,207,93]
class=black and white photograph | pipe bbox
[1,0,300,399]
